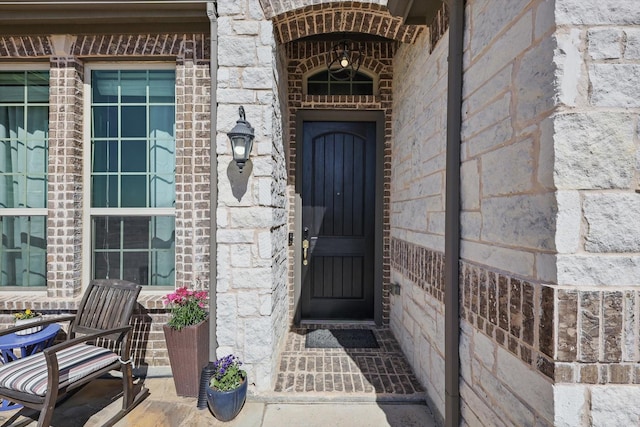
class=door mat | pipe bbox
[305,329,379,349]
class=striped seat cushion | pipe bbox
[0,343,119,396]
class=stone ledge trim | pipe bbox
[0,293,168,312]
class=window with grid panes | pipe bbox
[0,71,48,287]
[306,70,374,95]
[90,69,175,286]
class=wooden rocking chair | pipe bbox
[0,279,149,426]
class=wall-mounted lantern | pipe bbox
[227,106,255,172]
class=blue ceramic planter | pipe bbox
[206,377,247,421]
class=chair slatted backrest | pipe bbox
[72,279,141,338]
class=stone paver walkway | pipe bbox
[273,325,425,400]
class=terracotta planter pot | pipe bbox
[163,318,210,397]
[206,377,247,422]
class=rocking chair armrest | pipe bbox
[41,325,133,357]
[0,314,76,337]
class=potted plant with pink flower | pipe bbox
[162,286,209,397]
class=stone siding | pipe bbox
[461,0,558,423]
[390,24,448,421]
[215,0,289,391]
[391,0,559,424]
[553,0,640,423]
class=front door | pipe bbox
[300,120,377,320]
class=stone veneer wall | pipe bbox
[215,0,289,391]
[553,0,640,425]
[0,34,211,373]
[391,0,558,424]
[390,24,449,421]
[457,0,557,424]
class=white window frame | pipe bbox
[82,62,176,288]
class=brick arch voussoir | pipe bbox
[0,36,52,57]
[297,53,389,80]
[260,0,386,20]
[272,2,423,44]
[72,34,207,58]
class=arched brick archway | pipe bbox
[293,46,392,78]
[271,2,423,44]
[260,0,386,20]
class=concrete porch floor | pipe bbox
[0,326,436,426]
[0,377,436,427]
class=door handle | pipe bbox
[302,238,309,266]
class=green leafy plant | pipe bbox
[210,354,246,391]
[14,309,40,320]
[163,287,208,330]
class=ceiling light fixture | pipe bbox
[326,39,362,81]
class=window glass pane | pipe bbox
[26,136,47,175]
[352,72,372,82]
[149,71,175,103]
[0,106,24,138]
[123,217,149,249]
[121,175,146,207]
[149,106,175,138]
[149,175,175,208]
[92,140,118,173]
[93,216,174,286]
[124,252,151,284]
[121,106,146,137]
[334,84,353,95]
[0,72,25,103]
[92,175,118,207]
[92,70,119,103]
[120,71,147,103]
[26,175,46,208]
[92,106,118,138]
[308,70,329,82]
[26,106,48,140]
[352,83,374,95]
[307,83,327,96]
[26,71,50,103]
[150,139,175,174]
[151,216,175,285]
[94,216,121,250]
[0,216,46,286]
[93,252,120,282]
[121,140,147,172]
[306,70,373,95]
